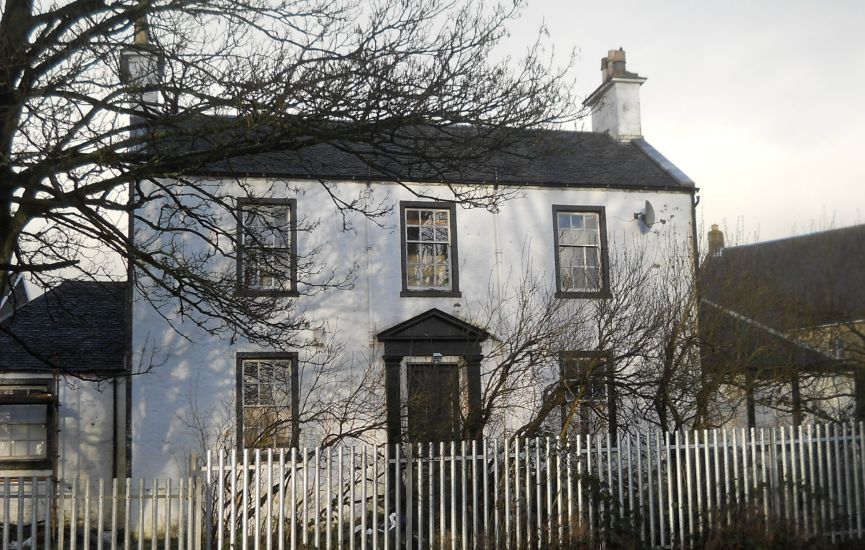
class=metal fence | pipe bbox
[2,422,865,549]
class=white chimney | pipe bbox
[119,17,163,118]
[583,48,647,141]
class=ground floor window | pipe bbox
[236,353,299,449]
[0,382,54,469]
[560,352,617,439]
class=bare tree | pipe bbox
[0,0,577,357]
[455,236,710,442]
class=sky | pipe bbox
[505,0,865,244]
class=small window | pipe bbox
[560,353,616,439]
[237,198,297,295]
[236,354,299,448]
[400,202,460,297]
[0,383,54,469]
[553,205,609,297]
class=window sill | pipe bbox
[400,290,462,298]
[555,289,611,299]
[238,288,300,298]
[0,459,53,471]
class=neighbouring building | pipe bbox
[701,224,865,427]
[0,281,129,480]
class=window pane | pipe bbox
[420,210,434,224]
[557,213,571,229]
[586,267,601,290]
[406,209,419,224]
[406,227,419,241]
[559,246,582,268]
[432,243,449,260]
[243,383,259,405]
[560,230,597,246]
[434,227,449,242]
[420,226,436,241]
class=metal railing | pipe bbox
[2,422,865,548]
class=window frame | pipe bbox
[399,201,461,298]
[559,351,617,440]
[0,379,55,470]
[552,205,610,298]
[235,352,300,449]
[236,197,298,297]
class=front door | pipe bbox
[406,363,461,442]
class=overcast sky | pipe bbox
[506,0,865,244]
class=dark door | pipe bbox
[407,363,461,442]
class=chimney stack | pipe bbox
[583,48,647,141]
[119,15,163,119]
[707,224,725,257]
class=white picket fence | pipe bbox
[2,422,865,549]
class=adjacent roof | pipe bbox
[700,300,840,373]
[0,281,128,375]
[156,120,693,189]
[702,224,865,330]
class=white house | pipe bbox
[125,49,698,479]
[0,50,698,482]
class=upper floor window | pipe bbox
[552,205,609,298]
[237,353,299,449]
[0,382,54,469]
[400,202,460,297]
[237,198,297,296]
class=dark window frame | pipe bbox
[552,205,611,298]
[235,352,300,449]
[236,198,299,297]
[0,378,56,470]
[559,351,617,440]
[399,201,461,298]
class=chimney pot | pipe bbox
[708,224,725,257]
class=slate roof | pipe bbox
[0,281,128,374]
[699,300,840,373]
[702,225,865,331]
[154,119,692,189]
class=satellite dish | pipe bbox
[641,200,656,227]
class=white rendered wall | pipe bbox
[56,377,120,481]
[131,178,695,478]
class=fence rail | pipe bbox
[2,422,865,549]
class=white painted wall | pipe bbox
[131,178,695,478]
[56,377,119,481]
